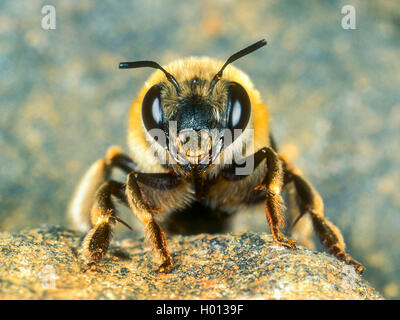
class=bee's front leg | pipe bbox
[255,147,297,249]
[221,147,296,249]
[125,172,184,272]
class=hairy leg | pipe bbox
[81,180,128,268]
[125,171,189,272]
[67,146,136,231]
[219,147,296,249]
[281,157,364,273]
[256,147,296,248]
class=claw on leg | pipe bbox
[157,260,174,273]
[273,233,297,249]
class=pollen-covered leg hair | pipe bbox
[67,146,136,232]
[81,180,127,268]
[280,157,364,274]
[125,172,175,272]
[257,147,296,249]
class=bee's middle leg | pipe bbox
[68,146,136,232]
[81,180,128,268]
[280,156,364,273]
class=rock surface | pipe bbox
[0,226,382,300]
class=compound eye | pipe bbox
[142,85,163,131]
[226,82,251,131]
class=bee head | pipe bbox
[120,39,267,171]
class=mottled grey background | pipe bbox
[0,0,399,299]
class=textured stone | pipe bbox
[0,226,383,300]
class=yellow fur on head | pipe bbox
[127,57,270,173]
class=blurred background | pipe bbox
[0,0,399,299]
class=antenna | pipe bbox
[119,60,181,94]
[209,39,267,92]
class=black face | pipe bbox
[141,81,251,171]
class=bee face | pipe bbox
[123,40,269,174]
[141,76,251,171]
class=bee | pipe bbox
[68,39,364,273]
